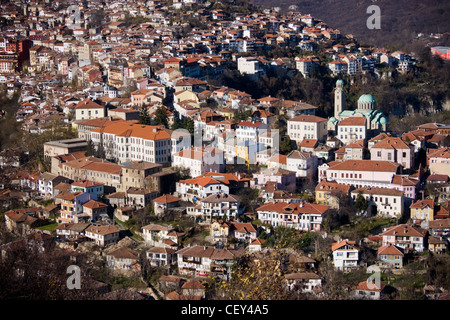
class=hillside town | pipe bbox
[0,0,449,301]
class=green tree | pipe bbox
[280,135,293,155]
[153,106,169,128]
[354,192,368,214]
[85,139,96,157]
[181,117,195,134]
[138,104,150,125]
[237,187,260,213]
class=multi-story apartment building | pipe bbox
[287,114,328,145]
[237,56,265,79]
[55,191,92,223]
[337,117,367,145]
[235,120,268,143]
[295,56,319,77]
[90,122,173,165]
[380,224,427,253]
[187,193,241,221]
[370,137,415,171]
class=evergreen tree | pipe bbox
[138,104,151,125]
[182,117,195,134]
[85,140,96,157]
[354,192,369,214]
[280,135,293,155]
[153,106,169,128]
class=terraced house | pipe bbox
[175,245,245,280]
[256,201,329,232]
[380,224,427,253]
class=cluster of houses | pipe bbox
[0,0,449,301]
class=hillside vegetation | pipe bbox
[252,0,450,48]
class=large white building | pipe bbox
[319,160,401,189]
[295,56,319,77]
[287,114,328,145]
[237,56,265,79]
[235,120,268,143]
[337,116,367,145]
[89,122,189,165]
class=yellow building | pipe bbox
[315,179,352,209]
[410,199,435,222]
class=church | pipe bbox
[328,80,388,138]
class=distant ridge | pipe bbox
[251,0,450,47]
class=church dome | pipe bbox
[358,94,376,103]
[379,116,388,125]
[358,94,376,111]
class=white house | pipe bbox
[73,98,106,121]
[285,272,322,295]
[176,176,229,202]
[331,239,360,272]
[286,150,318,178]
[351,186,404,218]
[141,223,182,248]
[187,193,241,221]
[379,224,427,253]
[172,146,225,178]
[146,247,176,267]
[337,117,367,145]
[84,224,120,246]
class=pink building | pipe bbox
[390,175,418,203]
[370,137,415,170]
